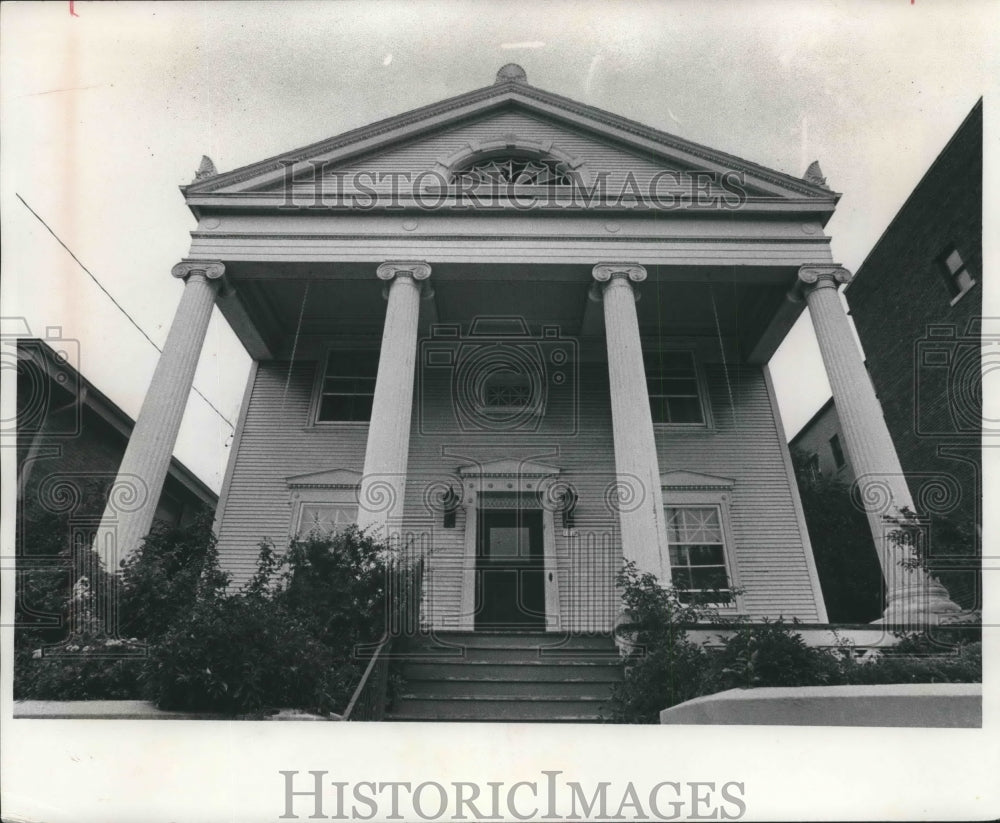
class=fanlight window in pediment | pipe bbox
[452,156,575,187]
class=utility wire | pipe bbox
[15,193,235,429]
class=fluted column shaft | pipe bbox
[92,261,224,568]
[593,263,669,577]
[799,265,961,624]
[356,262,430,538]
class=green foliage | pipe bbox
[884,507,980,611]
[607,561,715,723]
[143,527,412,716]
[702,619,844,691]
[608,564,981,724]
[118,512,229,643]
[143,587,340,715]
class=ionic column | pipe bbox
[798,265,962,625]
[92,261,224,569]
[356,262,431,538]
[592,263,669,577]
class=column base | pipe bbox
[875,573,966,628]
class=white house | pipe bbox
[91,64,961,640]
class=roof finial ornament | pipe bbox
[803,160,828,189]
[193,155,217,182]
[495,63,528,85]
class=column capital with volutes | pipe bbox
[376,261,432,282]
[171,260,226,283]
[797,265,852,293]
[592,262,647,285]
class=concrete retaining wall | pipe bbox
[659,683,981,727]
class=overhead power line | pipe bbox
[15,193,235,429]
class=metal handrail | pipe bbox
[342,633,391,721]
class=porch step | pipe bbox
[386,632,622,723]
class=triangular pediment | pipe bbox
[285,468,362,489]
[458,459,561,478]
[184,75,837,206]
[660,470,735,490]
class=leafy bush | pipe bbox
[607,564,981,724]
[840,634,981,686]
[143,527,414,716]
[144,589,340,715]
[702,619,844,691]
[607,561,715,723]
[14,573,145,700]
[118,512,229,643]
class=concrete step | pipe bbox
[408,632,616,651]
[400,678,618,699]
[401,660,623,682]
[387,695,610,722]
[399,645,620,664]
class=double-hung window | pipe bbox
[645,350,705,425]
[316,349,379,422]
[665,505,733,605]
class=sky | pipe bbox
[2,0,996,493]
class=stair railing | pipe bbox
[342,550,424,721]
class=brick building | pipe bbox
[793,100,983,611]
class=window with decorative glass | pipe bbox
[645,350,705,424]
[452,156,574,187]
[316,349,379,422]
[482,371,533,408]
[296,503,358,537]
[665,506,733,604]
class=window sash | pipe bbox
[665,505,732,603]
[297,503,358,536]
[317,350,379,422]
[645,351,705,424]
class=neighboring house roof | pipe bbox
[17,338,218,509]
[789,396,835,448]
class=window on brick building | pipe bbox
[937,245,976,303]
[829,433,845,470]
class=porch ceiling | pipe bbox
[221,261,797,363]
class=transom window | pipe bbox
[645,351,705,424]
[452,156,574,187]
[938,245,976,301]
[297,503,357,537]
[317,349,379,422]
[666,506,732,604]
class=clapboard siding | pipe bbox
[215,355,821,624]
[293,110,735,197]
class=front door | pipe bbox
[475,509,545,629]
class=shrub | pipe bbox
[144,590,339,715]
[701,619,845,692]
[118,511,228,644]
[840,633,981,686]
[607,561,715,723]
[143,527,412,716]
